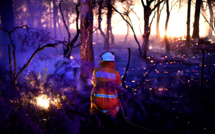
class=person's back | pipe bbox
[90,52,122,117]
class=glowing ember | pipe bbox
[36,94,50,109]
[70,56,74,59]
[149,46,152,49]
[158,88,164,91]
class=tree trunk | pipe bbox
[156,0,160,39]
[164,0,170,53]
[98,0,106,44]
[66,10,70,31]
[110,7,115,45]
[192,0,202,39]
[186,0,191,47]
[53,0,57,40]
[66,2,80,59]
[143,8,151,58]
[110,22,115,44]
[64,47,71,59]
[80,0,94,87]
[207,0,213,39]
[201,2,208,36]
[105,0,111,51]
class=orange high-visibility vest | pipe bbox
[91,65,122,117]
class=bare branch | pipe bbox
[98,0,106,39]
[152,0,164,11]
[141,0,146,7]
[190,0,214,32]
[170,1,178,12]
[59,0,71,42]
[70,1,80,47]
[8,44,13,80]
[73,43,82,48]
[112,6,142,57]
[15,42,64,81]
[150,10,157,27]
[200,11,214,32]
[93,27,99,33]
[8,32,17,77]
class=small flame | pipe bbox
[36,94,50,109]
[70,56,74,59]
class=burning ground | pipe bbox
[0,38,215,134]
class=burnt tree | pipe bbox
[112,6,142,57]
[192,0,202,39]
[164,0,170,53]
[80,0,94,86]
[186,0,191,47]
[207,0,214,39]
[105,0,112,51]
[156,0,161,39]
[59,0,80,59]
[141,0,164,58]
[97,0,116,50]
[122,0,134,44]
[98,0,106,43]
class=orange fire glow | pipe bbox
[107,1,211,38]
[36,94,50,109]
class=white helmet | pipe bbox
[101,52,115,61]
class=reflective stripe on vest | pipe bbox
[101,106,119,113]
[94,93,118,98]
[95,71,116,79]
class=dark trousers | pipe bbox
[89,107,118,134]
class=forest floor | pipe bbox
[90,39,215,134]
[1,38,215,134]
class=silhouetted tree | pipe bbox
[96,0,118,50]
[59,0,80,59]
[112,6,142,57]
[105,0,112,51]
[141,0,164,58]
[122,0,134,44]
[156,0,161,39]
[97,0,106,43]
[0,25,64,87]
[164,0,170,53]
[186,0,191,47]
[192,0,202,39]
[207,0,213,39]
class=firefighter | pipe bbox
[90,51,122,118]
